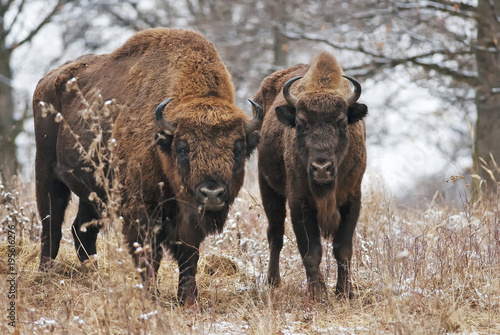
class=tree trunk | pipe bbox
[269,0,289,71]
[473,0,500,195]
[0,43,18,185]
[273,25,289,68]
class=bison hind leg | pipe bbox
[72,200,101,269]
[259,173,287,287]
[37,178,71,271]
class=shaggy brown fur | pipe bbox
[33,28,261,305]
[254,52,367,299]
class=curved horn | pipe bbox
[342,75,362,105]
[245,99,264,134]
[155,98,177,135]
[283,76,302,108]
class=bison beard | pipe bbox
[255,51,367,300]
[32,28,263,306]
[315,194,341,238]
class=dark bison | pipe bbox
[253,52,367,299]
[33,28,262,305]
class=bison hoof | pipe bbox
[145,287,161,302]
[177,275,198,306]
[335,286,355,300]
[38,257,55,272]
[307,283,327,302]
[268,276,281,288]
[306,275,328,302]
[82,255,99,271]
[177,294,198,307]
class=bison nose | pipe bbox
[310,160,335,183]
[196,182,227,210]
[199,186,225,201]
[311,160,333,173]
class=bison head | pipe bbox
[153,98,262,231]
[275,75,367,197]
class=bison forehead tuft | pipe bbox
[166,99,249,127]
[297,93,348,118]
[297,52,350,94]
[175,116,246,137]
[197,111,246,127]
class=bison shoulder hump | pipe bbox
[36,57,93,99]
[110,28,210,60]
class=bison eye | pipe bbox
[296,119,306,134]
[233,140,244,169]
[176,140,190,168]
[340,123,347,134]
[338,118,348,134]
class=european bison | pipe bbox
[33,28,263,305]
[254,52,367,299]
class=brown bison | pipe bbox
[254,52,367,299]
[33,28,262,305]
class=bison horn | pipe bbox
[155,98,177,135]
[342,75,362,105]
[283,76,302,108]
[245,99,264,134]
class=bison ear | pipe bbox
[154,131,174,155]
[275,104,296,127]
[347,103,368,124]
[246,132,260,158]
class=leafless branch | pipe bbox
[283,30,479,84]
[128,2,163,29]
[0,0,16,14]
[12,0,62,50]
[105,7,143,31]
[411,59,479,84]
[347,0,476,22]
[5,0,27,36]
[394,1,477,19]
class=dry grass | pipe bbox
[1,174,499,335]
[2,87,500,333]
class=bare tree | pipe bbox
[59,0,312,101]
[0,0,64,184]
[278,0,499,194]
[473,0,500,194]
[11,0,498,196]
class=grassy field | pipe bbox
[1,175,499,334]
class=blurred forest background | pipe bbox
[0,0,499,204]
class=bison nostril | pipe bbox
[199,185,226,203]
[310,161,333,173]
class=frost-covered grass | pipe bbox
[1,175,499,334]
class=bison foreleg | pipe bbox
[174,240,200,306]
[125,222,164,298]
[290,200,325,301]
[259,173,287,287]
[141,244,164,299]
[333,197,361,299]
[72,200,100,269]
